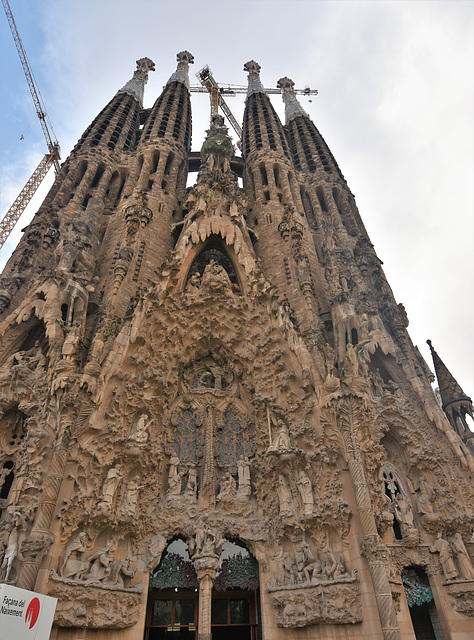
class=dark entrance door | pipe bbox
[145,591,197,639]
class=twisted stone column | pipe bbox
[337,397,400,640]
[17,399,88,590]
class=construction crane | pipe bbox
[0,0,61,251]
[191,65,318,148]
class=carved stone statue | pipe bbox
[59,532,88,580]
[272,421,292,451]
[281,552,298,585]
[0,464,13,491]
[132,414,150,443]
[121,476,143,517]
[393,495,415,534]
[84,542,116,582]
[167,454,182,496]
[450,533,474,580]
[430,533,458,580]
[297,471,314,517]
[216,472,236,502]
[201,259,233,293]
[237,455,251,498]
[0,511,27,582]
[320,544,350,580]
[277,476,293,517]
[98,465,123,509]
[370,369,385,397]
[184,463,197,498]
[109,554,136,588]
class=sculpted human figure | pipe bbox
[393,495,415,533]
[217,472,236,502]
[343,342,358,378]
[84,542,115,582]
[167,454,182,495]
[430,533,458,580]
[59,532,88,580]
[321,544,349,580]
[186,272,201,293]
[184,463,197,498]
[0,464,13,491]
[297,471,314,517]
[0,511,27,582]
[370,369,385,397]
[121,476,144,517]
[237,456,251,498]
[201,259,232,292]
[277,476,293,517]
[282,552,297,585]
[99,465,123,508]
[272,421,292,451]
[450,533,474,580]
[132,414,150,443]
[110,554,136,588]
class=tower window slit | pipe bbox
[316,187,328,212]
[273,165,281,188]
[152,150,160,173]
[259,163,268,186]
[164,152,174,176]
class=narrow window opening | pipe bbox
[273,165,281,188]
[152,150,160,173]
[259,163,268,186]
[351,328,358,345]
[90,164,105,188]
[164,152,174,176]
[316,187,328,212]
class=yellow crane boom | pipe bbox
[1,0,61,251]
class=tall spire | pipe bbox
[167,50,194,89]
[244,60,266,98]
[277,76,309,123]
[117,57,155,107]
[427,339,474,440]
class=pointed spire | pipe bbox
[427,339,474,438]
[244,60,266,98]
[117,57,155,107]
[167,51,194,90]
[277,77,309,124]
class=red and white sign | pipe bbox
[0,584,57,640]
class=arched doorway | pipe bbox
[144,539,260,639]
[402,567,444,640]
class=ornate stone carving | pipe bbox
[267,581,361,627]
[445,581,474,617]
[49,585,142,628]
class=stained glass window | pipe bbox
[173,409,199,463]
[217,410,244,465]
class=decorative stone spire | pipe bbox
[167,51,194,89]
[200,115,234,172]
[277,76,309,124]
[244,60,266,98]
[117,57,155,107]
[427,339,474,439]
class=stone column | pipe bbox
[337,397,401,640]
[194,556,219,640]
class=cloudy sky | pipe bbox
[1,0,472,397]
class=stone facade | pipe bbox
[0,53,473,640]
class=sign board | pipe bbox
[0,584,57,640]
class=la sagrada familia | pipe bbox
[0,52,473,640]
